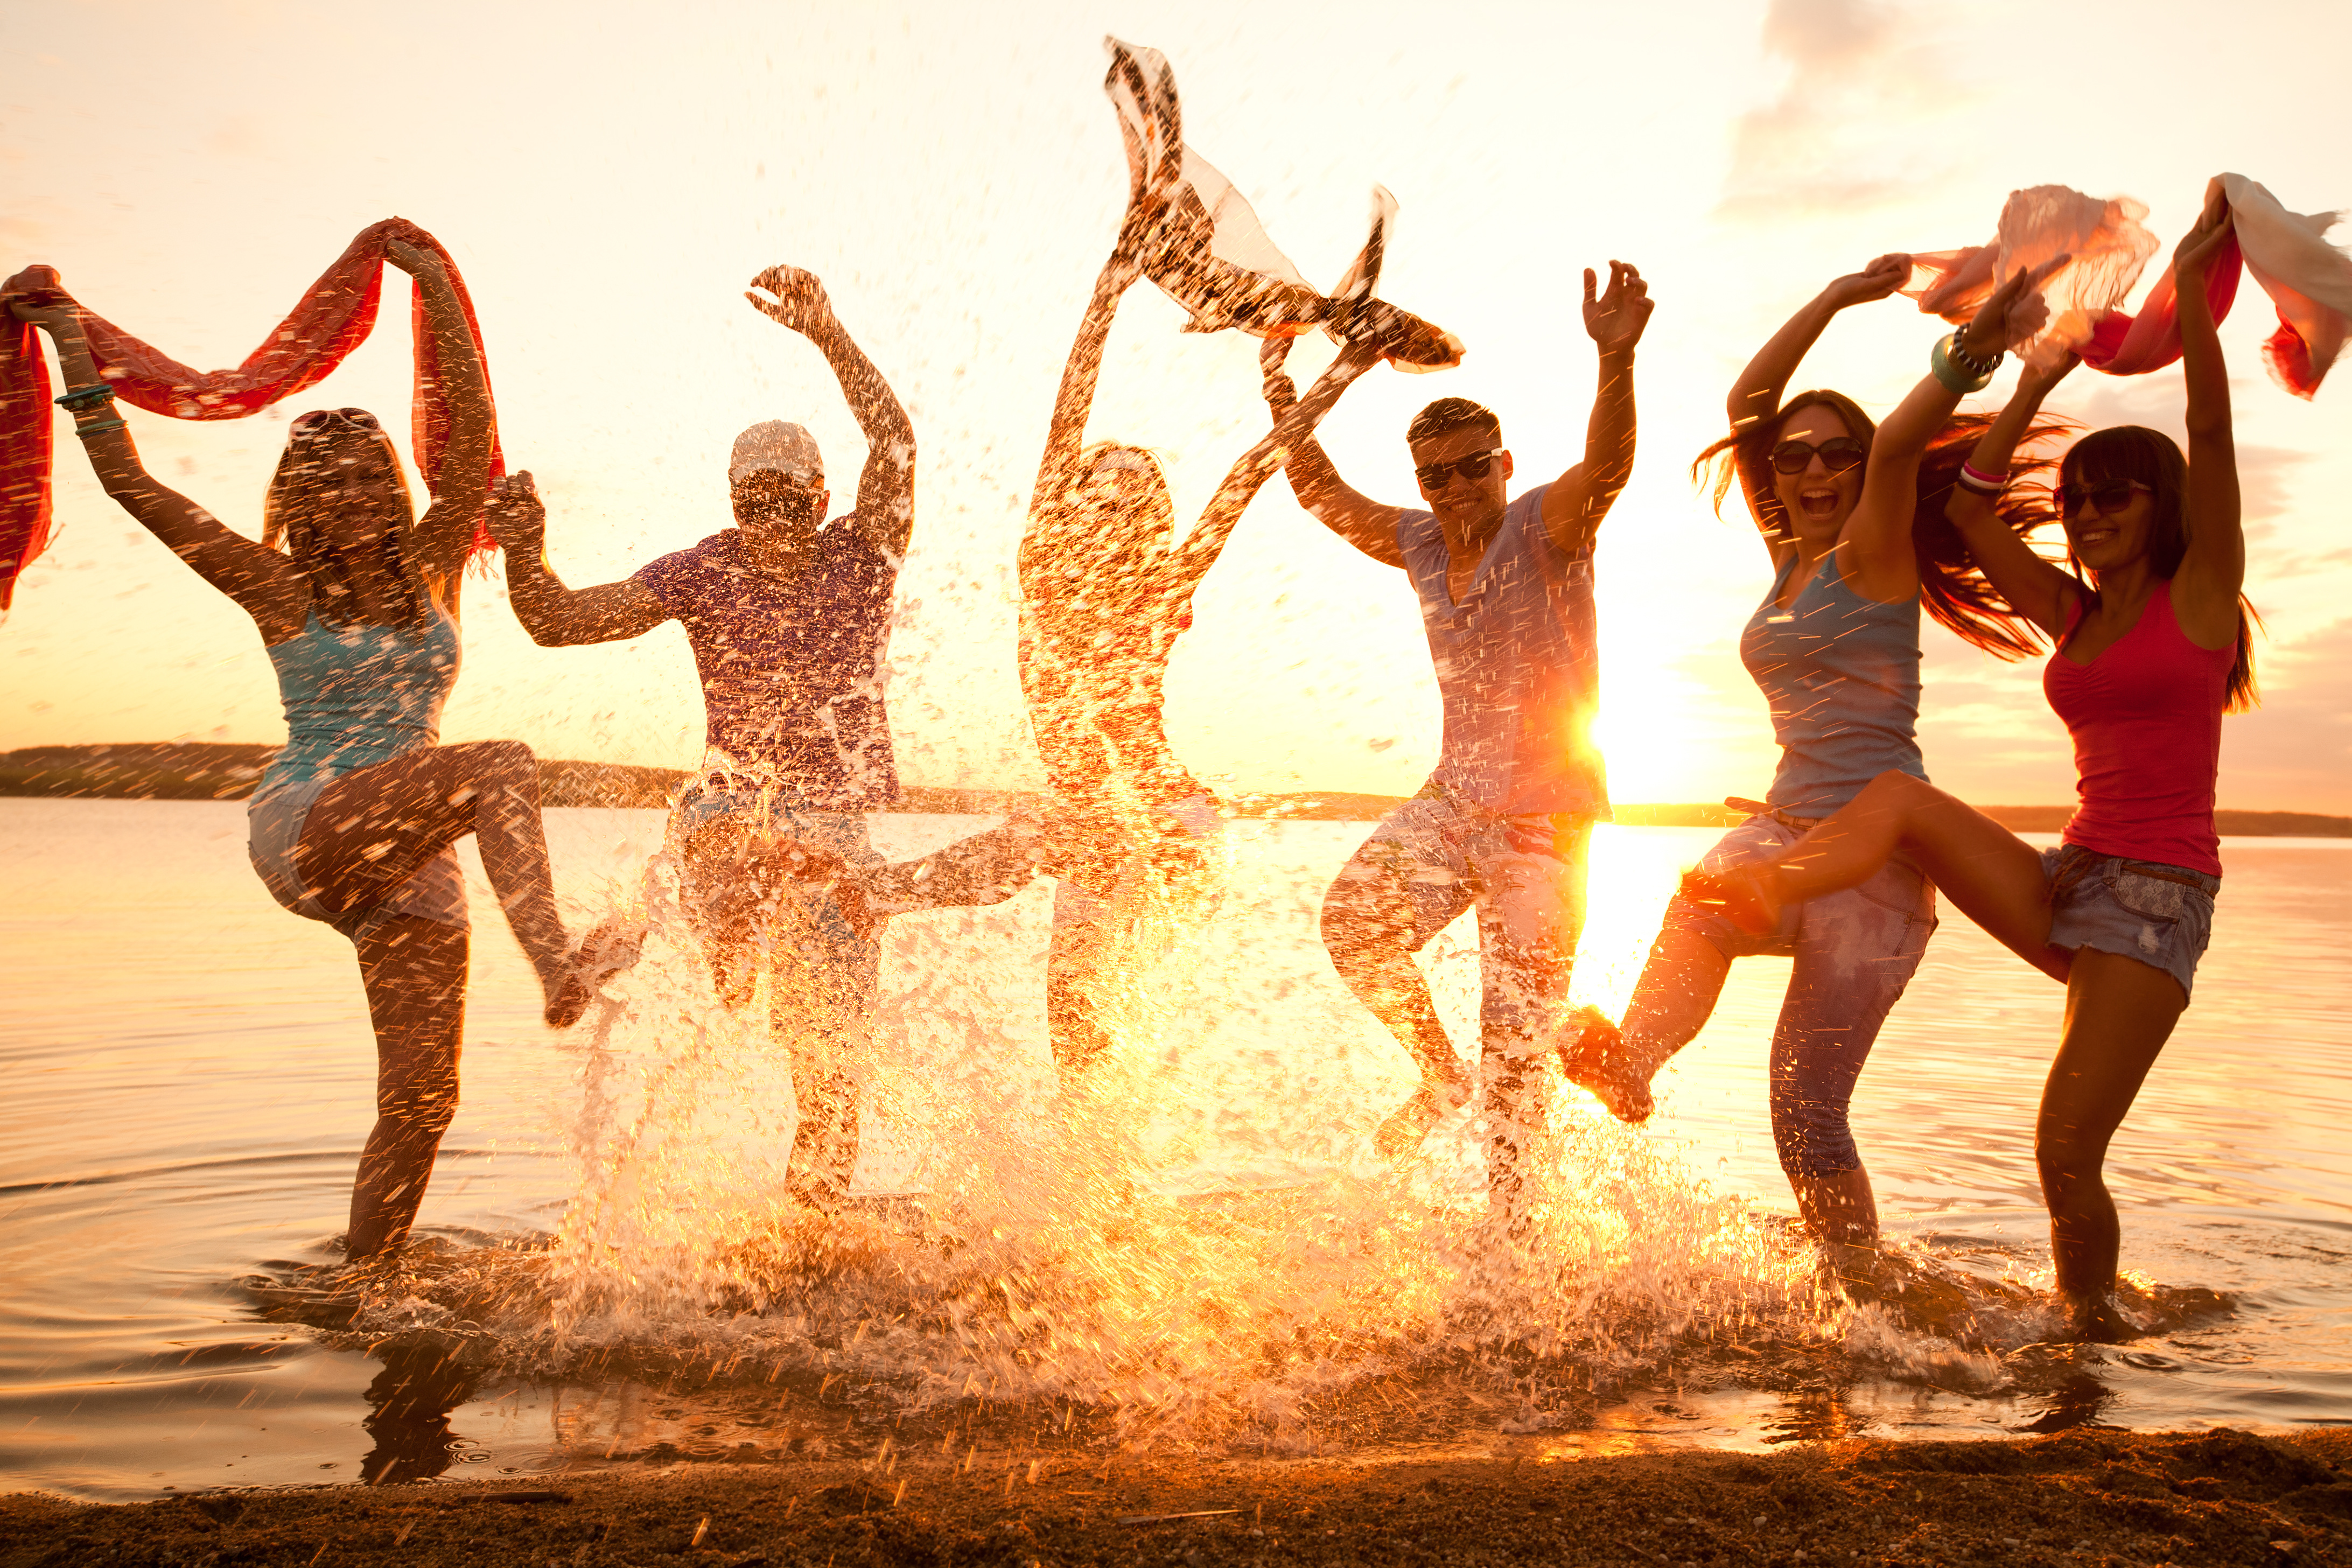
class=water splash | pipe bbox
[254,827,2235,1455]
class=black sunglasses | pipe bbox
[2059,479,2153,517]
[1769,437,1866,475]
[290,407,382,436]
[1414,447,1504,490]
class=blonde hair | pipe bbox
[261,419,430,631]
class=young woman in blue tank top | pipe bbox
[1558,258,2066,1247]
[11,242,627,1264]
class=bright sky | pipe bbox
[6,0,2349,811]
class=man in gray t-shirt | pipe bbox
[1263,260,1653,1212]
[485,266,914,1213]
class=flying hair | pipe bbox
[1693,391,2067,661]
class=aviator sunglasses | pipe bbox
[1414,448,1504,490]
[2059,479,2153,518]
[1769,437,1866,475]
[290,407,382,437]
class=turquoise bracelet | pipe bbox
[1930,333,1994,395]
[74,417,128,437]
[54,382,116,412]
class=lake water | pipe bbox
[4,798,2348,1502]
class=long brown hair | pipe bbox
[261,419,430,633]
[2059,425,2261,712]
[1693,391,2066,660]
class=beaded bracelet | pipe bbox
[54,382,116,412]
[74,417,128,437]
[1930,334,1994,395]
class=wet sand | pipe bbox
[7,1426,2350,1566]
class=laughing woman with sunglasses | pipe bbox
[1560,254,2066,1249]
[8,242,623,1264]
[1674,198,2257,1340]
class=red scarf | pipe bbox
[1,218,502,610]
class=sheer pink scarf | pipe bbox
[0,218,503,611]
[1901,175,2352,397]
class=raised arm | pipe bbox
[1032,230,1147,526]
[745,267,914,561]
[1943,356,2083,636]
[5,279,308,641]
[1159,336,1388,601]
[386,239,494,592]
[481,471,671,646]
[1840,257,2068,604]
[2167,193,2244,646]
[1257,333,1402,567]
[1539,261,1654,556]
[1720,255,1912,541]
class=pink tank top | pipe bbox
[2041,579,2234,876]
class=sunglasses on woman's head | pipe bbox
[1769,437,1866,475]
[1413,448,1503,490]
[2060,479,2153,517]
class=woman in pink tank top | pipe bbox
[1683,192,2262,1342]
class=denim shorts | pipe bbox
[2042,843,2218,1000]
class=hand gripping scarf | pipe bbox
[0,217,505,612]
[1900,175,2352,398]
[1103,38,1463,372]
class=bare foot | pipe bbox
[545,916,646,1028]
[2068,1291,2143,1344]
[1373,1063,1472,1161]
[1556,1004,1653,1123]
[1678,865,1781,937]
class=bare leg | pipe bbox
[1479,822,1588,1217]
[2038,948,2186,1340]
[682,817,877,1210]
[1793,1167,1879,1246]
[1565,926,1732,1122]
[345,915,468,1261]
[1047,913,1117,1081]
[1321,857,1472,1158]
[297,741,590,1022]
[1720,773,2063,977]
[681,818,773,1013]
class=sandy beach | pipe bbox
[8,1426,2351,1566]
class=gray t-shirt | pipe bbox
[1396,482,1607,817]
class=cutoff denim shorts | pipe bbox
[2041,844,2218,1000]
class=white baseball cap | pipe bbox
[729,421,823,486]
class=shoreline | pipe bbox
[6,1426,2349,1565]
[4,743,2347,836]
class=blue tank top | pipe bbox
[253,604,460,804]
[1739,548,1925,816]
[1397,484,1606,817]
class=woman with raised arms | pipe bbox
[7,247,623,1264]
[1560,255,2066,1247]
[841,190,1389,1090]
[1673,196,2255,1340]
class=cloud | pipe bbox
[2221,615,2352,814]
[1716,0,1970,221]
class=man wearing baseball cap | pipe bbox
[484,265,914,1212]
